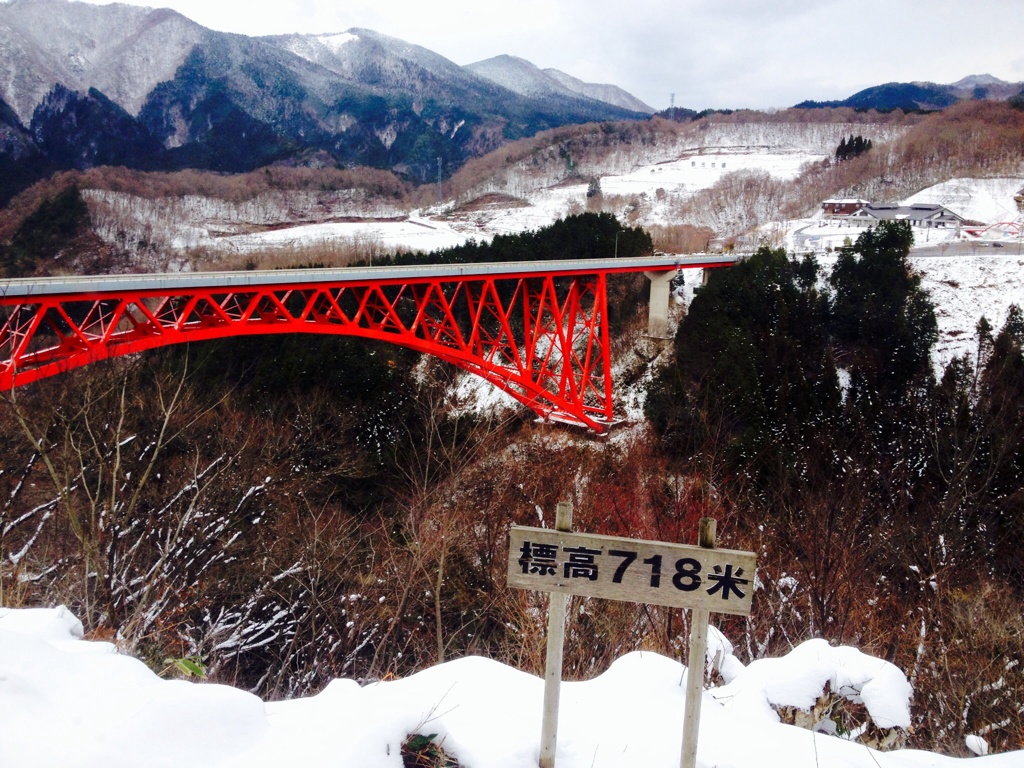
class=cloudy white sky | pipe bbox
[80,0,1024,110]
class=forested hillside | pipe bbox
[6,100,1023,272]
[647,223,1024,751]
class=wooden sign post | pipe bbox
[680,517,716,768]
[539,501,572,768]
[508,516,754,768]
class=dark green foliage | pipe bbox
[691,108,735,120]
[402,734,462,767]
[654,106,699,122]
[0,98,44,207]
[30,85,164,171]
[795,81,960,112]
[0,184,90,277]
[830,222,936,405]
[159,334,420,513]
[835,134,873,162]
[646,246,837,474]
[976,306,1024,581]
[646,222,939,501]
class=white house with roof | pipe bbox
[848,203,967,230]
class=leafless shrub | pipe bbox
[647,223,717,254]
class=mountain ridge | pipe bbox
[795,74,1024,111]
[0,0,648,203]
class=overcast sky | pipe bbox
[82,0,1024,111]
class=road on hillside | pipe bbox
[910,241,1024,258]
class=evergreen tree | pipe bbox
[834,134,873,162]
[836,135,848,162]
[646,246,838,479]
[829,221,935,406]
[976,306,1024,582]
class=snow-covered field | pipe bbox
[221,215,471,253]
[3,606,1019,768]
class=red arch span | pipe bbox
[0,256,735,432]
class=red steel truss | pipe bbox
[0,271,624,430]
[0,255,739,431]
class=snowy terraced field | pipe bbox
[601,150,820,197]
[226,148,828,251]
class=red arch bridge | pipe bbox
[0,255,735,433]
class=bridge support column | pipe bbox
[644,270,675,339]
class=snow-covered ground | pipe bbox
[912,253,1024,369]
[217,149,828,252]
[3,606,1019,768]
[787,217,964,253]
[221,215,472,253]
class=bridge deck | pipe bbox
[0,254,738,298]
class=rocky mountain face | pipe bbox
[0,0,648,204]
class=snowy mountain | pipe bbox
[950,73,1011,89]
[0,0,205,122]
[466,54,654,114]
[264,30,534,115]
[0,0,648,203]
[543,67,654,114]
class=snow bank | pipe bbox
[0,607,267,768]
[712,638,911,729]
[2,606,1021,768]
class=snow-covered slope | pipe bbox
[543,67,654,114]
[902,177,1023,224]
[465,54,573,99]
[915,253,1024,368]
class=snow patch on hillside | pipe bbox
[222,215,470,253]
[317,32,359,54]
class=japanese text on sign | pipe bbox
[507,525,756,616]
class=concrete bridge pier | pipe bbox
[644,270,676,339]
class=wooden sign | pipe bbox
[507,525,755,616]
